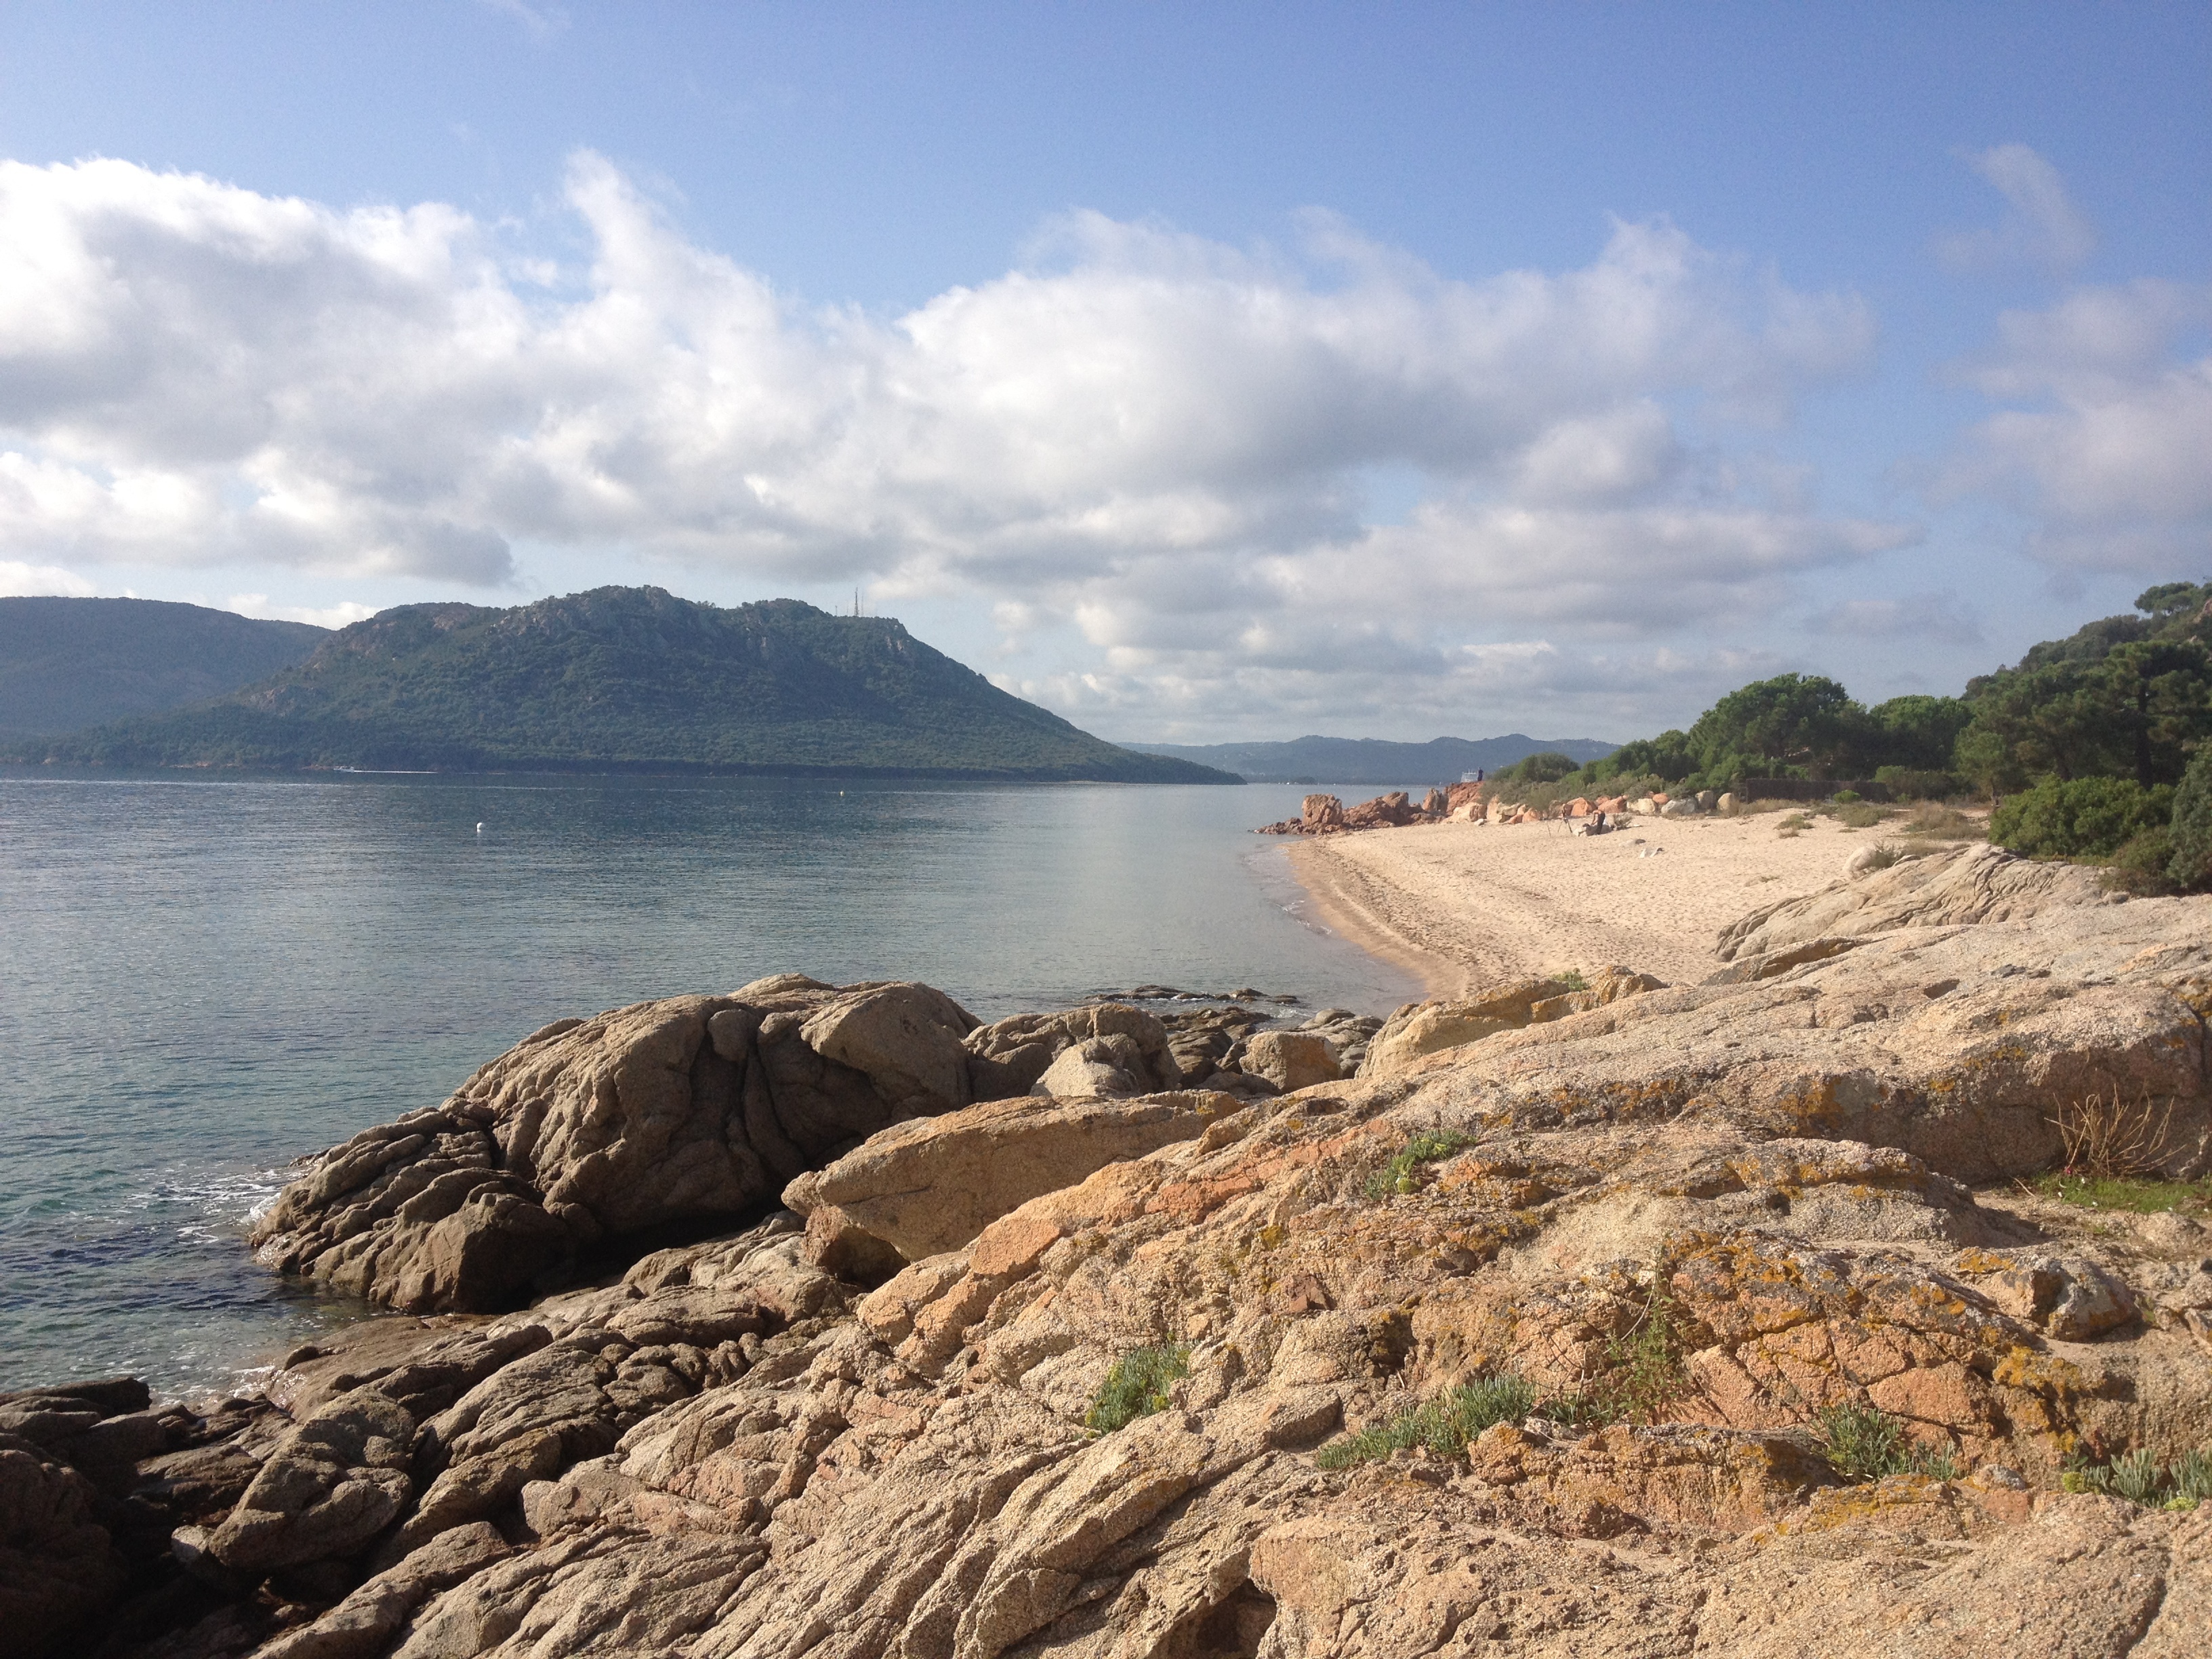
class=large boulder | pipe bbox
[963,1003,1180,1099]
[783,1090,1235,1262]
[1359,976,1581,1078]
[205,1387,415,1574]
[1241,1031,1342,1092]
[251,977,981,1313]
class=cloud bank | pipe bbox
[0,152,1914,729]
[1941,279,2212,574]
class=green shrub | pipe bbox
[2170,745,2212,893]
[1314,1374,1536,1469]
[1831,788,1861,804]
[1086,1345,1190,1433]
[1833,800,1889,829]
[1364,1129,1477,1200]
[1990,776,2173,859]
[1818,1402,1959,1482]
[1859,842,1908,872]
[2106,827,2179,895]
[1555,969,1589,991]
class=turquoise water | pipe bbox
[0,770,1416,1396]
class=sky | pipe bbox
[0,3,2206,745]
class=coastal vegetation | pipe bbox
[18,587,1238,783]
[1487,579,2212,891]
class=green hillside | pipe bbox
[22,587,1238,783]
[0,597,327,740]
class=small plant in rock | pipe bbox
[1860,842,1908,872]
[1818,1402,1959,1482]
[1086,1344,1190,1434]
[2064,1445,2212,1509]
[1313,1374,1536,1469]
[1602,1282,1690,1424]
[1555,969,1590,992]
[1776,812,1811,838]
[1364,1128,1477,1200]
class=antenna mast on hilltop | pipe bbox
[853,587,860,618]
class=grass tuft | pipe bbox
[1314,1374,1536,1469]
[2032,1172,2212,1214]
[1085,1344,1190,1434]
[2064,1445,2212,1509]
[1859,841,1908,872]
[1898,802,1983,840]
[1555,969,1590,992]
[2050,1091,2175,1181]
[1818,1401,1959,1482]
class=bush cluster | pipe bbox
[1989,776,2173,859]
[1481,585,2212,889]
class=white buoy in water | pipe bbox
[475,822,485,834]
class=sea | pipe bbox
[0,769,1420,1398]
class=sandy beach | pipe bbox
[1287,810,1940,997]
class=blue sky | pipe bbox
[0,2,2206,741]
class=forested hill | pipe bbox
[0,597,327,740]
[22,588,1240,782]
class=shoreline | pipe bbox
[1283,838,1471,1000]
[1279,811,1922,993]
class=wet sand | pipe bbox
[1286,811,1908,998]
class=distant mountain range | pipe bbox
[9,589,1237,783]
[0,597,326,740]
[1124,733,1618,783]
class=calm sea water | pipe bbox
[0,770,1416,1396]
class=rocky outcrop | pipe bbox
[1360,967,1668,1078]
[249,977,981,1313]
[27,868,2212,1658]
[201,1388,415,1574]
[1717,840,2110,962]
[1258,790,1447,836]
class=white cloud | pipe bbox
[1938,280,2212,573]
[223,593,375,628]
[1935,143,2097,272]
[478,0,568,42]
[0,152,1901,727]
[1804,592,1983,646]
[0,559,96,596]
